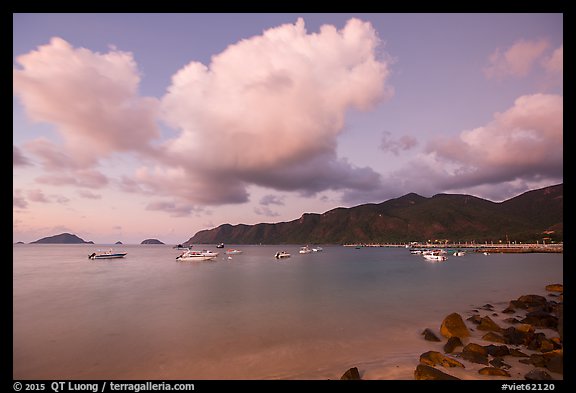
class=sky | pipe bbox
[13,13,563,244]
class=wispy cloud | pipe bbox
[13,190,28,209]
[380,131,418,155]
[259,194,286,206]
[484,38,549,79]
[13,145,32,166]
[254,206,281,217]
[145,200,206,217]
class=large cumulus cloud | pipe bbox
[156,17,392,204]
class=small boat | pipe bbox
[453,250,466,256]
[423,254,447,262]
[176,249,218,261]
[312,246,323,252]
[275,251,291,259]
[299,246,312,254]
[88,250,127,260]
[216,243,225,248]
[225,249,243,255]
[173,244,190,250]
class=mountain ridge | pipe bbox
[185,184,563,245]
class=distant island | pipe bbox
[186,184,563,245]
[115,241,123,245]
[141,239,164,245]
[30,233,94,244]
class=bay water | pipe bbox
[13,244,563,379]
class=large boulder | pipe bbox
[440,313,470,339]
[414,364,460,380]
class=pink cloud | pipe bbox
[13,190,28,209]
[484,39,549,79]
[23,138,77,171]
[26,189,50,203]
[78,190,102,199]
[13,146,31,166]
[156,18,392,204]
[542,44,563,75]
[36,169,108,188]
[13,37,160,167]
[428,93,563,183]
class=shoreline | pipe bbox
[336,283,563,380]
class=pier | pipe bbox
[343,242,563,253]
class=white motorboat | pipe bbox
[176,249,218,261]
[312,246,323,252]
[225,249,243,255]
[275,251,291,259]
[299,246,312,254]
[88,250,127,260]
[453,250,466,256]
[423,253,447,262]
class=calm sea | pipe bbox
[13,244,563,380]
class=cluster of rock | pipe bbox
[414,283,563,380]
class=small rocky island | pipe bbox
[141,239,164,245]
[30,233,94,244]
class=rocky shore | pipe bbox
[339,283,563,380]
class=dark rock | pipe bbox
[503,317,521,324]
[546,355,563,374]
[482,331,507,344]
[524,369,552,381]
[422,328,441,342]
[462,343,489,365]
[340,367,361,380]
[477,316,503,332]
[489,357,512,370]
[516,294,548,308]
[478,367,511,377]
[557,304,563,342]
[502,307,516,314]
[481,304,494,310]
[466,315,482,325]
[509,348,529,357]
[502,326,533,346]
[444,336,463,353]
[440,313,470,339]
[419,351,465,368]
[414,364,460,380]
[545,283,563,292]
[521,311,558,329]
[484,345,510,357]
